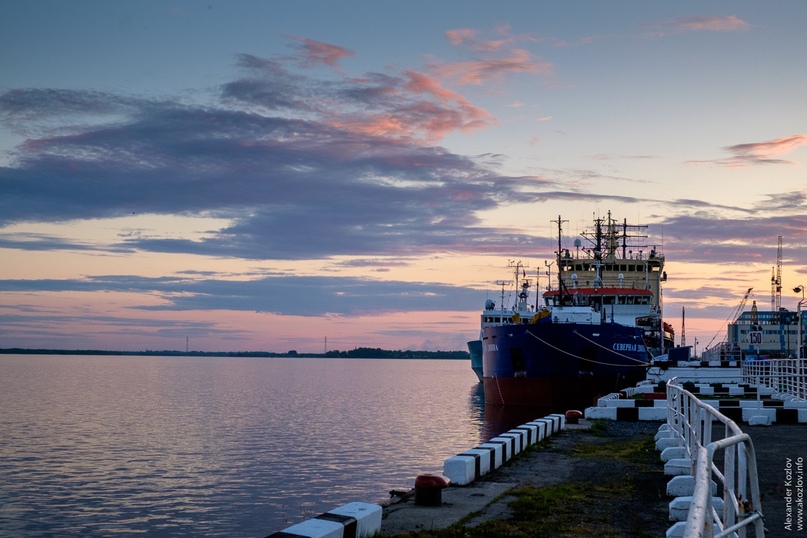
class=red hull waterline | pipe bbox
[483,375,629,411]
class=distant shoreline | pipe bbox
[0,347,470,360]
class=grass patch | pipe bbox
[588,418,609,435]
[571,434,659,464]
[386,428,667,538]
[392,482,651,537]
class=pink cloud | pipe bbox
[445,28,476,46]
[286,35,354,68]
[727,135,807,157]
[401,71,496,137]
[445,26,549,52]
[671,15,751,32]
[430,49,553,85]
[325,71,495,143]
[688,135,807,167]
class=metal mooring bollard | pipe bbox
[565,409,583,424]
[414,474,450,506]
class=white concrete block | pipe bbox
[525,421,547,441]
[489,436,514,461]
[547,413,567,430]
[654,429,675,442]
[742,407,775,422]
[462,448,492,477]
[513,424,538,445]
[597,394,621,406]
[666,475,717,497]
[668,496,692,522]
[506,428,528,450]
[639,407,668,421]
[533,418,553,437]
[585,407,617,420]
[664,458,691,476]
[656,437,680,451]
[277,518,344,538]
[665,521,687,538]
[477,443,503,469]
[443,455,476,485]
[327,502,382,538]
[669,496,724,522]
[610,399,638,408]
[748,414,772,426]
[500,432,522,455]
[548,414,562,432]
[660,446,686,462]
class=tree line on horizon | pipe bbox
[0,347,470,360]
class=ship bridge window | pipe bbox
[618,296,627,304]
[603,296,615,305]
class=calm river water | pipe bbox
[0,355,538,537]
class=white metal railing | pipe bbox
[743,359,807,400]
[667,378,765,537]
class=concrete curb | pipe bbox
[443,413,566,486]
[264,502,382,538]
[588,382,807,424]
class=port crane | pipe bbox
[771,235,783,323]
[705,287,753,351]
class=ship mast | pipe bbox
[551,215,568,303]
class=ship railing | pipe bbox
[667,378,764,537]
[743,358,807,401]
[563,275,652,291]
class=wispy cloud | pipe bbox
[285,35,354,68]
[667,15,751,33]
[687,135,807,167]
[438,26,554,85]
[0,37,532,260]
[0,274,484,316]
[1,34,802,276]
[429,49,552,85]
[445,25,549,52]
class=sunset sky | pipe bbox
[2,2,806,353]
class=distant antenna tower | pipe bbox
[681,307,686,347]
[771,235,783,323]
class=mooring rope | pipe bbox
[571,330,650,365]
[525,329,650,368]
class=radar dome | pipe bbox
[485,299,495,310]
[573,238,582,247]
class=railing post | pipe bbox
[724,442,736,533]
[668,378,765,538]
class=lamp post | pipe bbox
[796,285,806,359]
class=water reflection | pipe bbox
[0,355,486,537]
[466,380,556,443]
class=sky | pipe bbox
[1,1,806,353]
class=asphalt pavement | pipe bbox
[379,419,807,537]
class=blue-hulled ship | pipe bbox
[467,261,536,382]
[481,212,674,409]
